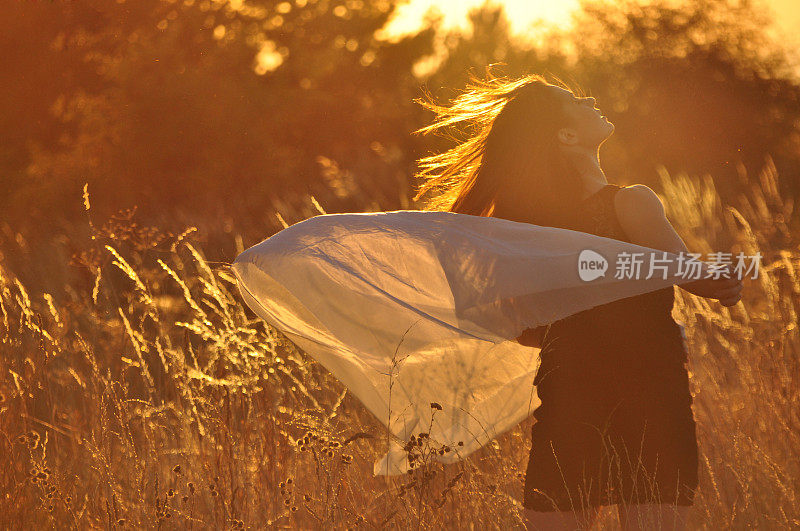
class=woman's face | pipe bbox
[550,85,614,149]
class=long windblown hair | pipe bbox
[411,69,589,229]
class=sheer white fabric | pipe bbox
[231,210,704,476]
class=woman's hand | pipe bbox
[679,268,743,307]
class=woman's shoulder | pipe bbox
[611,184,670,244]
[612,184,665,215]
[578,182,666,241]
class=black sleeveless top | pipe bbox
[538,183,689,369]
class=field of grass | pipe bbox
[1,162,798,529]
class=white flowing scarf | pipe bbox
[231,210,706,475]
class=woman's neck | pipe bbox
[561,146,608,199]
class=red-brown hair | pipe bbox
[412,67,588,229]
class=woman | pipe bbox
[412,71,742,530]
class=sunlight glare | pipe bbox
[375,0,579,44]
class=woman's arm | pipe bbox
[614,184,690,255]
[614,185,743,307]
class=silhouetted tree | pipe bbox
[2,0,798,240]
[5,0,437,234]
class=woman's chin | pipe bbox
[598,127,614,145]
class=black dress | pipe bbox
[523,183,699,511]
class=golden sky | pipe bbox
[256,0,800,76]
[377,0,800,65]
[377,0,578,41]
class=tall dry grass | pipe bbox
[0,159,797,529]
